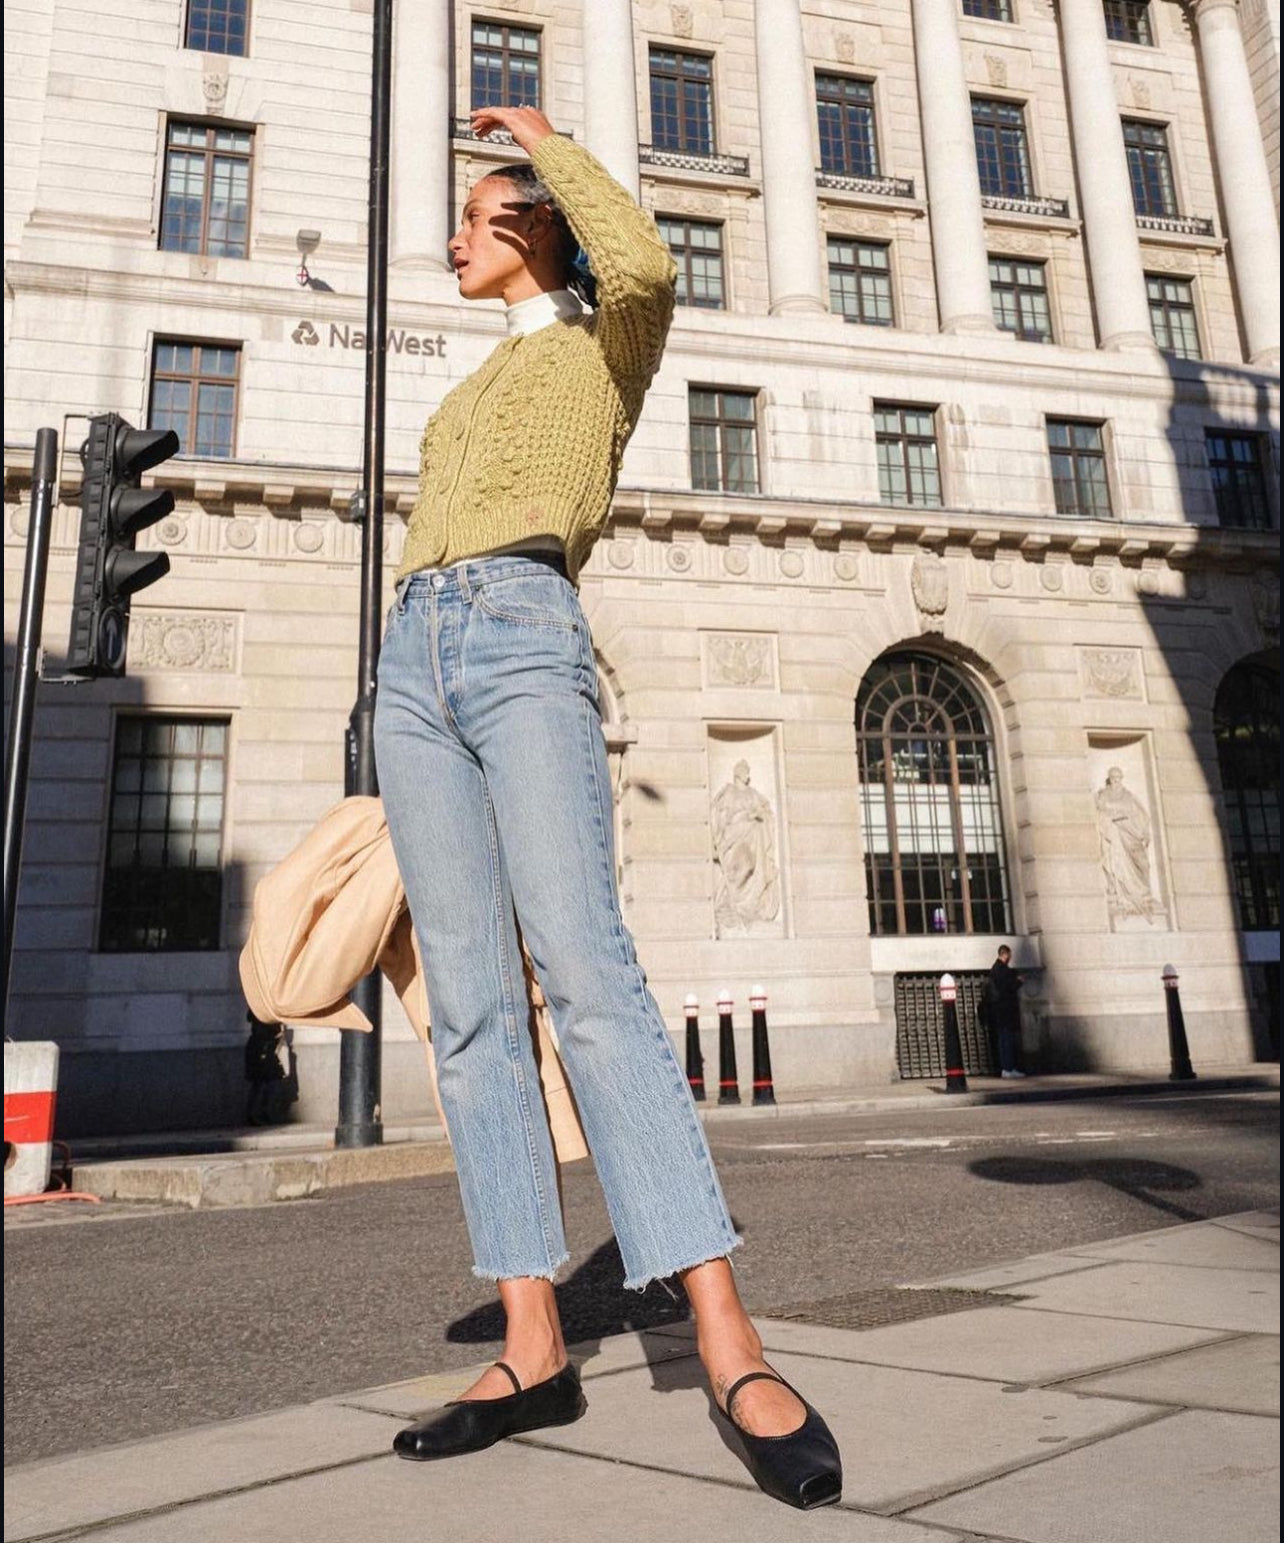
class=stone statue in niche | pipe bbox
[711,760,781,936]
[1095,766,1164,923]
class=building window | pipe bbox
[1123,119,1177,217]
[1215,662,1280,931]
[1147,275,1201,359]
[816,74,879,178]
[828,238,894,326]
[470,20,540,109]
[875,403,942,508]
[658,217,725,309]
[649,49,715,156]
[185,0,248,55]
[689,388,759,493]
[971,97,1032,198]
[963,0,1014,19]
[1206,432,1274,530]
[1047,420,1112,518]
[1104,0,1154,45]
[101,717,228,953]
[160,123,252,259]
[857,653,1013,937]
[989,256,1052,342]
[150,341,240,459]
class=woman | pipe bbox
[374,105,841,1510]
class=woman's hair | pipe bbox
[487,161,597,307]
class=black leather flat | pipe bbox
[719,1368,843,1510]
[393,1360,587,1461]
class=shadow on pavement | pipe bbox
[970,1153,1204,1222]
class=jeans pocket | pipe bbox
[475,574,580,632]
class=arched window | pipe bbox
[1214,661,1280,931]
[856,653,1012,936]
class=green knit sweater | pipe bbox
[398,134,677,582]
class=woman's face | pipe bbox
[448,176,545,301]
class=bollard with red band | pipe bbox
[4,1041,60,1199]
[1161,965,1197,1082]
[716,989,741,1105]
[939,974,968,1094]
[684,993,706,1101]
[749,984,776,1106]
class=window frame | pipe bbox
[1145,273,1202,360]
[648,46,717,157]
[962,0,1015,21]
[814,71,881,180]
[1214,661,1281,932]
[99,714,231,955]
[159,119,255,259]
[1046,417,1114,519]
[688,386,761,494]
[1104,0,1154,46]
[971,95,1033,199]
[988,254,1054,342]
[184,0,250,56]
[874,401,943,509]
[1205,431,1276,531]
[149,338,243,460]
[469,17,543,110]
[657,215,727,310]
[827,236,895,327]
[856,652,1015,939]
[1122,117,1178,218]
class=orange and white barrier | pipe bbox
[4,1042,60,1199]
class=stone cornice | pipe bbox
[6,446,1275,576]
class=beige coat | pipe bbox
[239,795,588,1163]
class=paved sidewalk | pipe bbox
[5,1210,1277,1543]
[64,1064,1281,1209]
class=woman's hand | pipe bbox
[469,107,555,155]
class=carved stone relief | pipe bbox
[708,731,785,939]
[1252,571,1280,644]
[984,53,1008,87]
[1087,739,1169,931]
[131,612,238,674]
[911,551,949,631]
[703,632,777,689]
[1078,646,1144,701]
[670,4,694,39]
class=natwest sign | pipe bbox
[291,320,447,357]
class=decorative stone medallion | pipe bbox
[834,553,859,583]
[991,561,1014,589]
[293,523,324,554]
[911,551,949,631]
[1089,567,1114,595]
[667,544,692,572]
[779,551,805,579]
[724,548,750,576]
[608,540,635,569]
[225,518,257,550]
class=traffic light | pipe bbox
[67,414,180,678]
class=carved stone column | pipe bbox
[390,0,451,270]
[755,0,827,314]
[1057,0,1156,351]
[910,0,997,333]
[1192,0,1281,367]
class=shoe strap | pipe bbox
[493,1360,523,1395]
[723,1369,785,1419]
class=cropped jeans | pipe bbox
[374,554,741,1289]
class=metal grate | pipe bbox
[894,970,998,1079]
[761,1286,1017,1331]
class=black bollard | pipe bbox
[717,989,741,1105]
[684,992,706,1101]
[1162,965,1197,1082]
[940,973,969,1094]
[749,984,776,1106]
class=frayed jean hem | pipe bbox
[471,1251,572,1285]
[622,1232,745,1294]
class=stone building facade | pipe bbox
[3,0,1279,1134]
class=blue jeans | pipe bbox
[374,555,741,1289]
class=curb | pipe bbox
[60,1069,1278,1210]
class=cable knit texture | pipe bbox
[399,134,677,582]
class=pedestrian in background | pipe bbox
[372,104,841,1510]
[986,946,1027,1078]
[243,1011,289,1126]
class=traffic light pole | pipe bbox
[4,429,58,1025]
[335,0,393,1148]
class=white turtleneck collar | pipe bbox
[505,287,584,338]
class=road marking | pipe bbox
[864,1137,955,1148]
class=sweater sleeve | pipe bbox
[529,133,676,389]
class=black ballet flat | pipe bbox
[393,1360,587,1461]
[718,1368,843,1510]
